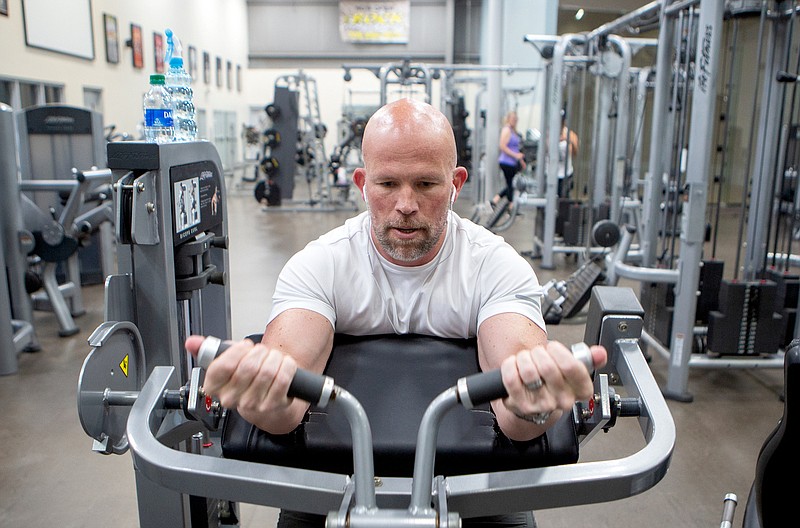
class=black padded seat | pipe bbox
[221,334,579,477]
[742,338,799,528]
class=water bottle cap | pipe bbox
[169,57,184,68]
[150,74,166,85]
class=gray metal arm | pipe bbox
[126,336,674,519]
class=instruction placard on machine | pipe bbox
[170,160,223,244]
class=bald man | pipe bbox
[186,99,605,527]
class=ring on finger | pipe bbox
[525,378,544,391]
[530,411,551,424]
[513,410,552,425]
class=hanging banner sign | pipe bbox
[339,1,410,44]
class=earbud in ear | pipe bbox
[363,184,369,205]
[450,185,457,205]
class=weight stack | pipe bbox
[562,201,587,247]
[763,267,799,348]
[641,259,724,347]
[641,281,674,346]
[696,260,724,323]
[707,280,783,356]
[554,198,579,239]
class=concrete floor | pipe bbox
[0,181,786,528]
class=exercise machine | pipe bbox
[15,104,114,336]
[593,0,796,400]
[78,276,675,526]
[718,338,798,528]
[78,140,232,524]
[17,104,114,284]
[0,104,37,374]
[521,32,653,269]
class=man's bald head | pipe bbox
[361,99,458,169]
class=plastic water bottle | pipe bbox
[164,29,197,141]
[143,74,174,143]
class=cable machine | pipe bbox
[596,0,800,400]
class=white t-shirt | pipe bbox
[268,211,546,338]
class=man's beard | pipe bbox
[371,210,448,263]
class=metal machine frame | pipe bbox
[80,270,675,526]
[0,105,37,374]
[81,140,232,524]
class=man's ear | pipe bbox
[353,168,367,202]
[353,168,366,192]
[452,166,468,196]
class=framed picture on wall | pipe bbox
[236,64,242,93]
[215,57,222,88]
[22,0,94,59]
[188,46,198,83]
[226,61,232,90]
[103,13,119,63]
[203,52,210,85]
[153,32,164,73]
[130,23,144,69]
[1,0,9,17]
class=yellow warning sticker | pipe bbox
[119,354,129,377]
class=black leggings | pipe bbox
[277,510,536,527]
[498,163,519,202]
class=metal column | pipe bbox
[541,34,587,269]
[743,14,791,280]
[0,104,38,373]
[641,0,677,268]
[591,62,614,211]
[664,0,725,401]
[482,0,503,205]
[608,36,633,223]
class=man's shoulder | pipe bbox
[451,214,509,250]
[449,214,528,272]
[313,212,370,247]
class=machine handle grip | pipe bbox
[458,369,508,407]
[456,342,595,409]
[195,336,334,408]
[196,336,229,370]
[288,368,332,406]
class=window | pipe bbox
[83,87,103,114]
[0,77,64,110]
[46,85,64,104]
[0,80,13,106]
[20,82,41,108]
[213,110,238,171]
[196,108,207,140]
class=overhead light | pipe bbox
[575,8,585,20]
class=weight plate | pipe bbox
[592,220,621,248]
[77,321,145,455]
[254,180,267,203]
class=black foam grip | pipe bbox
[288,368,328,405]
[463,369,508,406]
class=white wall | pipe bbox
[0,0,249,148]
[1,0,555,171]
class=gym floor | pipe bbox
[0,181,785,528]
